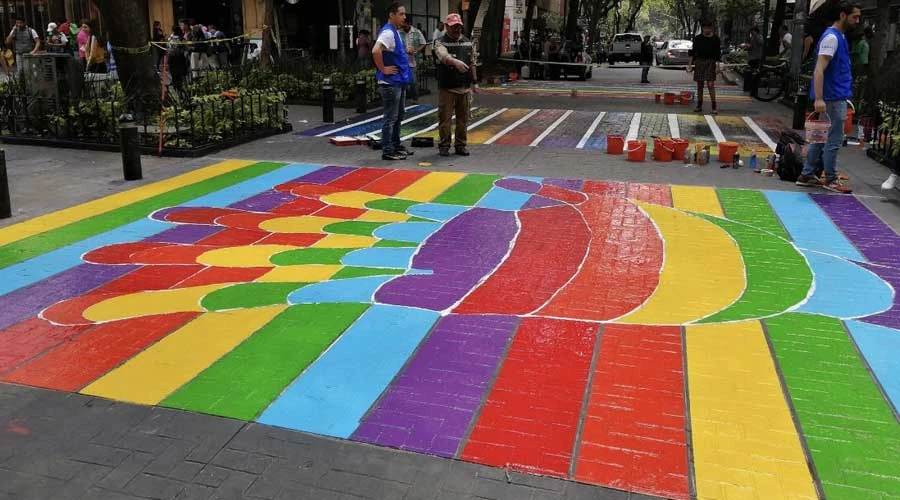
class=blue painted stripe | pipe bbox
[845,320,900,412]
[508,175,545,183]
[476,186,532,211]
[0,164,321,296]
[764,191,865,262]
[257,304,440,437]
[406,203,469,222]
[373,222,442,243]
[288,276,394,304]
[326,105,432,137]
[341,247,417,269]
[797,251,893,318]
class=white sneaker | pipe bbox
[882,174,899,190]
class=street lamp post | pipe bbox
[790,0,808,129]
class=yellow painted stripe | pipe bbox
[618,201,745,324]
[81,306,286,405]
[467,108,531,144]
[83,284,228,322]
[686,321,818,500]
[671,185,725,217]
[197,244,298,268]
[395,172,466,202]
[0,159,256,246]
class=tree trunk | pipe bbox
[565,0,580,41]
[523,0,538,55]
[624,0,643,32]
[766,0,786,56]
[870,0,891,72]
[95,0,157,104]
[259,0,277,70]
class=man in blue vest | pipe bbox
[795,1,860,194]
[372,2,414,161]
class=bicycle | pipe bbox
[750,59,791,102]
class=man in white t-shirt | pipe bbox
[780,25,792,56]
[6,17,41,74]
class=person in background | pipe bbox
[372,2,413,161]
[106,36,117,79]
[76,20,91,63]
[742,26,764,91]
[780,25,792,56]
[167,25,188,90]
[207,23,226,69]
[402,16,426,104]
[152,21,166,70]
[639,34,653,83]
[356,29,373,68]
[433,13,478,157]
[851,26,871,77]
[431,22,445,42]
[688,20,721,114]
[795,0,860,194]
[6,17,40,74]
[45,23,69,54]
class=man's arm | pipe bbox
[434,41,468,73]
[812,53,831,111]
[372,42,397,75]
[31,30,41,52]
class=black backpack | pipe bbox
[774,130,821,182]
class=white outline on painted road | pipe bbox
[316,105,417,137]
[576,112,606,149]
[398,107,480,141]
[530,110,574,147]
[368,108,440,140]
[705,114,727,144]
[467,107,509,131]
[743,116,778,151]
[626,113,642,142]
[668,113,681,139]
[485,109,541,144]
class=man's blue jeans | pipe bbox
[379,84,406,154]
[802,99,847,183]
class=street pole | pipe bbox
[791,0,808,129]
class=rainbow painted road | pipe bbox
[1,160,899,500]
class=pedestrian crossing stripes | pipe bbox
[301,106,782,155]
[479,81,751,101]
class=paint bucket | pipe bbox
[607,135,625,154]
[680,91,692,105]
[653,138,675,161]
[663,92,676,105]
[627,140,647,161]
[845,101,855,134]
[718,141,740,163]
[672,138,690,159]
[805,113,830,144]
[655,93,662,103]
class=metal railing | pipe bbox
[871,101,899,162]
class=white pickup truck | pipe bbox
[608,33,643,65]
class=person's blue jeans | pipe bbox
[802,99,847,183]
[379,84,406,154]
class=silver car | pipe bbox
[656,39,692,67]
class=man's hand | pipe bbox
[382,65,399,75]
[472,84,479,94]
[814,98,826,114]
[454,59,468,73]
[686,65,693,73]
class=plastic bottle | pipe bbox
[733,152,741,169]
[749,151,757,169]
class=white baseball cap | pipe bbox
[47,22,58,31]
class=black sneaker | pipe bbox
[693,106,702,113]
[455,147,470,156]
[382,152,406,161]
[439,148,451,157]
[397,146,414,156]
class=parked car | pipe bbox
[655,39,692,67]
[608,33,642,65]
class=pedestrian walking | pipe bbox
[640,35,653,83]
[6,17,40,75]
[795,0,861,194]
[433,13,478,157]
[687,20,721,114]
[372,2,414,161]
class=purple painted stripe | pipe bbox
[351,314,519,457]
[495,178,541,194]
[523,195,563,209]
[229,190,296,212]
[146,224,222,243]
[375,208,517,311]
[544,178,584,191]
[296,165,355,184]
[0,264,138,331]
[297,109,386,136]
[859,263,900,329]
[811,194,900,266]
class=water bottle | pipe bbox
[749,151,757,169]
[733,152,741,169]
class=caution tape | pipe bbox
[110,33,252,55]
[497,57,784,70]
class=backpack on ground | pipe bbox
[775,132,805,182]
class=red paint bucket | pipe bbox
[655,93,662,103]
[663,92,676,105]
[653,138,675,161]
[672,138,690,159]
[607,135,625,154]
[680,91,692,105]
[718,141,740,163]
[627,140,647,161]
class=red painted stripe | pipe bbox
[627,183,673,206]
[454,204,589,315]
[316,206,367,219]
[177,267,270,287]
[129,245,213,265]
[198,228,269,246]
[0,318,91,374]
[275,182,343,198]
[537,185,586,205]
[216,213,278,230]
[583,180,628,196]
[494,110,566,146]
[539,193,663,321]
[83,242,172,264]
[574,324,689,499]
[461,317,596,477]
[328,167,392,190]
[95,265,205,294]
[271,197,326,216]
[2,313,198,391]
[361,169,429,196]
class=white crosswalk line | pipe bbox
[485,109,541,144]
[626,113,642,142]
[316,105,418,137]
[369,108,440,140]
[530,110,573,147]
[705,115,727,143]
[576,112,606,149]
[467,108,508,131]
[743,116,778,151]
[396,107,479,141]
[668,113,680,139]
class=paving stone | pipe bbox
[273,483,344,500]
[193,465,232,488]
[316,469,410,498]
[244,476,282,499]
[67,444,132,468]
[469,476,542,500]
[95,452,156,490]
[80,486,146,500]
[211,448,273,475]
[167,461,205,482]
[175,484,215,500]
[206,469,257,500]
[144,441,198,477]
[124,473,186,500]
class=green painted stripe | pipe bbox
[332,267,404,279]
[697,214,811,323]
[0,161,285,270]
[432,174,500,206]
[323,221,388,236]
[270,248,354,265]
[374,240,418,248]
[162,303,369,420]
[201,282,307,311]
[366,198,418,213]
[717,188,790,240]
[765,313,900,499]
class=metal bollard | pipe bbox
[322,78,335,123]
[0,149,10,219]
[119,115,143,181]
[792,92,808,130]
[356,79,367,114]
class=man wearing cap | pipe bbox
[372,2,414,161]
[433,13,477,156]
[46,23,69,54]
